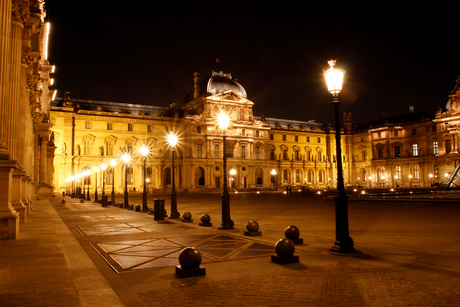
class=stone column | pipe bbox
[11,170,26,222]
[0,159,20,239]
[0,0,11,148]
[39,134,47,183]
[21,175,31,213]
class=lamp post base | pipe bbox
[142,192,148,212]
[169,192,180,218]
[219,192,234,229]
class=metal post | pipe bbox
[331,98,355,253]
[170,147,180,218]
[124,163,129,208]
[111,166,115,205]
[219,132,234,229]
[142,156,148,212]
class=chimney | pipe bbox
[193,72,201,99]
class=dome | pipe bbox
[206,71,247,98]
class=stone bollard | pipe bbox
[148,206,155,215]
[61,199,66,204]
[134,204,141,212]
[128,204,134,210]
[199,214,212,227]
[175,247,206,277]
[182,211,193,223]
[271,238,299,264]
[80,198,84,203]
[244,220,261,236]
[285,225,303,244]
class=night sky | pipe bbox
[44,2,458,125]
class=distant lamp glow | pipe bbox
[229,169,237,176]
[167,133,178,147]
[323,59,345,97]
[51,89,57,101]
[271,169,277,176]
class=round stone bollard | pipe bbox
[244,220,261,236]
[199,214,212,227]
[61,199,66,204]
[134,204,141,212]
[271,238,299,264]
[80,198,84,203]
[182,211,193,223]
[284,225,303,244]
[148,206,155,215]
[128,204,134,210]
[176,247,206,277]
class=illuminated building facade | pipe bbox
[50,72,460,195]
[0,0,55,239]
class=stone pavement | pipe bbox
[1,191,460,306]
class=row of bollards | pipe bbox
[63,193,305,277]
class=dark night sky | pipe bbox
[44,2,459,125]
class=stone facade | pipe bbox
[0,0,55,239]
[50,73,460,195]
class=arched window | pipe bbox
[318,169,324,182]
[380,166,385,181]
[307,169,313,183]
[255,168,263,185]
[295,169,301,183]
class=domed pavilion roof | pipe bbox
[206,71,247,98]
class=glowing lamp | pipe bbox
[323,59,345,97]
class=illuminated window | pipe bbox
[414,164,420,180]
[395,166,401,179]
[433,141,438,154]
[412,144,418,156]
[380,166,385,181]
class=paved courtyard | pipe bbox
[1,191,460,306]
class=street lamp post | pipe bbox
[218,111,234,229]
[94,166,99,201]
[122,153,131,209]
[110,159,116,205]
[168,134,180,218]
[85,170,91,201]
[324,59,355,253]
[140,145,150,213]
[271,169,277,188]
[101,163,107,196]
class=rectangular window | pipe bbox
[414,165,420,180]
[377,147,383,159]
[306,151,311,161]
[295,135,298,142]
[412,144,418,156]
[225,144,233,158]
[269,148,275,160]
[395,166,401,179]
[269,134,273,140]
[128,123,133,131]
[433,141,438,154]
[107,122,113,130]
[197,126,201,134]
[106,142,113,156]
[255,146,260,159]
[214,144,219,158]
[282,135,286,141]
[83,140,91,155]
[85,121,91,129]
[394,146,400,157]
[306,136,310,142]
[412,128,416,135]
[317,137,321,143]
[446,139,451,153]
[196,144,202,158]
[394,131,398,137]
[241,145,246,159]
[282,149,287,160]
[147,125,152,133]
[294,149,299,161]
[127,141,133,153]
[255,131,259,137]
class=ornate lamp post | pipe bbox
[110,159,117,205]
[218,111,234,229]
[323,59,355,253]
[409,174,413,188]
[94,166,99,201]
[75,173,82,198]
[167,133,180,218]
[101,163,107,196]
[140,145,150,212]
[122,153,131,209]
